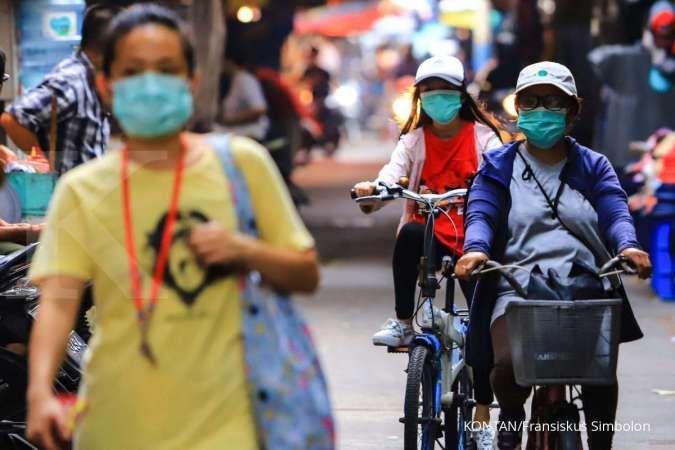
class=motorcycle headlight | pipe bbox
[392,92,414,124]
[502,93,518,119]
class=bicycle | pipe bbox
[351,181,485,450]
[470,256,638,450]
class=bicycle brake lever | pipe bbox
[469,262,487,278]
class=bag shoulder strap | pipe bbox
[48,95,58,172]
[209,134,259,238]
[515,148,604,264]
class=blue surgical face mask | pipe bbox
[420,90,462,125]
[112,72,193,139]
[517,107,567,150]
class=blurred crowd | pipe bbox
[0,0,673,215]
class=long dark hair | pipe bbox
[400,80,505,143]
[81,4,123,53]
[102,3,196,77]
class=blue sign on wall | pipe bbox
[16,0,85,91]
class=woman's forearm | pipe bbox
[242,241,319,293]
[28,277,84,399]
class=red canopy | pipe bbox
[294,2,382,37]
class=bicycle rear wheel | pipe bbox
[404,345,439,450]
[444,366,475,450]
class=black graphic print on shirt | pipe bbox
[146,210,232,307]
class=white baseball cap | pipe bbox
[515,61,578,97]
[415,55,464,87]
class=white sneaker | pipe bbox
[473,425,495,450]
[372,319,413,346]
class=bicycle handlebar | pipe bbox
[468,256,639,297]
[470,261,528,298]
[350,182,467,207]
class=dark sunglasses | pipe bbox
[517,94,571,112]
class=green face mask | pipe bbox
[420,90,462,124]
[517,108,567,149]
[113,72,193,139]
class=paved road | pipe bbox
[297,263,675,450]
[293,149,675,450]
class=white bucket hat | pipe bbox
[415,55,464,87]
[515,61,578,97]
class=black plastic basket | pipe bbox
[504,299,622,386]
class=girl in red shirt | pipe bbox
[353,55,504,449]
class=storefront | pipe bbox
[0,0,84,101]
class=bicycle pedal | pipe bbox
[387,345,409,353]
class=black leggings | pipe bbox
[491,317,618,450]
[392,222,475,319]
[392,222,493,405]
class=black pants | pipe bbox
[392,223,475,319]
[392,222,493,404]
[491,317,618,450]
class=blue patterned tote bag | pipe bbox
[210,135,335,450]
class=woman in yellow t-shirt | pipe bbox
[26,5,320,450]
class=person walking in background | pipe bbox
[25,4,332,450]
[394,44,419,78]
[302,46,331,102]
[219,51,269,142]
[589,0,675,169]
[353,55,504,450]
[0,4,121,174]
[254,66,311,205]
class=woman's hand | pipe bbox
[26,390,71,450]
[418,185,433,195]
[189,222,253,267]
[0,223,43,245]
[352,181,376,197]
[455,252,489,280]
[620,247,652,279]
[190,222,319,292]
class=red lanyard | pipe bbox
[121,141,187,365]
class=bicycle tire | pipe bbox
[559,429,581,450]
[558,401,582,450]
[404,345,438,450]
[444,366,475,450]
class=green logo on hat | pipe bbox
[538,70,548,76]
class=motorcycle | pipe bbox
[0,244,91,449]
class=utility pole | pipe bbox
[189,0,226,132]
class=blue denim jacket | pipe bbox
[463,138,643,373]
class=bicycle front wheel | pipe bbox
[404,345,439,450]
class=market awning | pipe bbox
[294,1,383,37]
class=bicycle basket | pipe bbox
[505,299,621,386]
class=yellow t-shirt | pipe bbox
[30,136,314,450]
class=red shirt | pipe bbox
[415,122,478,255]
